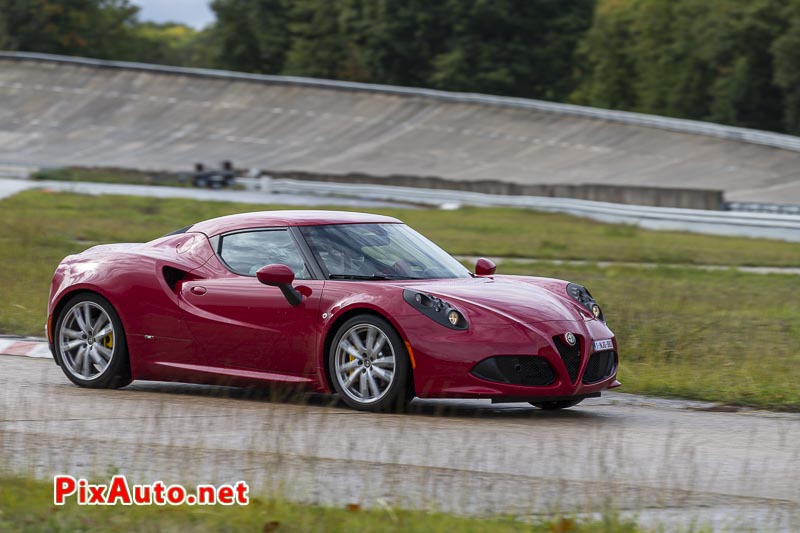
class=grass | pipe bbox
[1,189,798,409]
[0,475,641,533]
[31,166,190,187]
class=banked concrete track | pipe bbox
[1,52,800,205]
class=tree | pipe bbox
[283,0,346,78]
[571,0,638,109]
[700,0,786,131]
[337,0,450,86]
[430,0,594,100]
[574,0,792,132]
[772,0,800,134]
[211,0,291,73]
[126,22,216,67]
[0,0,140,59]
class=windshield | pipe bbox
[300,223,471,280]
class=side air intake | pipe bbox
[162,266,195,290]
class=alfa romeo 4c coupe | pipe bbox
[47,211,620,411]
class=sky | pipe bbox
[131,0,216,29]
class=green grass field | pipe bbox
[32,166,190,187]
[0,475,639,533]
[1,189,798,409]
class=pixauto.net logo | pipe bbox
[54,475,249,506]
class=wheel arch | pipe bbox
[50,288,118,365]
[320,307,412,395]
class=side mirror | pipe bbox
[475,257,496,276]
[256,264,303,306]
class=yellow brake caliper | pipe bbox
[348,344,356,378]
[103,332,113,350]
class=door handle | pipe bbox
[190,286,207,295]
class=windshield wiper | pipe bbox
[328,274,421,280]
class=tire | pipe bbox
[530,399,584,410]
[329,314,412,412]
[54,293,132,389]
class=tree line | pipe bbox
[1,0,799,134]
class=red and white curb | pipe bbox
[0,336,52,358]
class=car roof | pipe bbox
[189,210,403,236]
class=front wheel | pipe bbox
[530,399,584,410]
[54,293,132,389]
[329,315,411,412]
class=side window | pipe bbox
[218,230,310,279]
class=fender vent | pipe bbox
[162,266,193,290]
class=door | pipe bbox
[178,228,323,376]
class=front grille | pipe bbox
[553,335,581,383]
[583,350,616,383]
[471,356,555,386]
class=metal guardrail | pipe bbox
[241,177,800,242]
[725,202,800,215]
[3,51,800,153]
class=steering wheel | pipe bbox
[391,259,427,277]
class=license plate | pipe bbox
[592,339,614,352]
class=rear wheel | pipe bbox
[55,293,131,389]
[329,315,411,412]
[530,399,584,410]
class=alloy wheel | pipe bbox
[58,301,116,380]
[334,323,396,405]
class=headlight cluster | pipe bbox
[403,289,468,330]
[566,283,604,321]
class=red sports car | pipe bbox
[46,210,620,411]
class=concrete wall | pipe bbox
[0,53,798,208]
[263,171,724,210]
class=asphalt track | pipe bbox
[2,355,798,531]
[1,55,799,204]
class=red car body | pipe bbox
[46,211,620,405]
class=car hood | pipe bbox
[401,277,586,325]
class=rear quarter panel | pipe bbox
[48,233,214,378]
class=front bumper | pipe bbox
[402,315,619,400]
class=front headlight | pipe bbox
[567,283,605,322]
[403,289,468,330]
